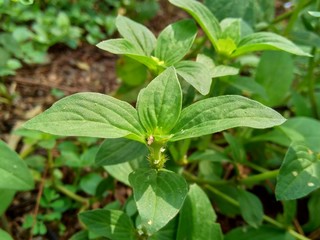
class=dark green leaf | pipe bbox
[276,142,320,200]
[232,32,311,57]
[116,15,156,56]
[155,19,197,65]
[23,93,145,142]
[175,61,212,95]
[95,138,148,166]
[237,189,264,228]
[169,0,221,49]
[177,184,223,240]
[303,190,320,232]
[170,95,286,141]
[79,209,136,240]
[129,168,188,235]
[116,56,147,86]
[0,189,15,216]
[137,67,182,135]
[0,140,34,191]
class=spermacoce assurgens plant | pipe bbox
[24,67,285,239]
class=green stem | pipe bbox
[239,169,279,185]
[204,185,311,240]
[284,0,310,36]
[183,171,229,186]
[244,161,269,173]
[54,184,89,210]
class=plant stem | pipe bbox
[53,184,89,210]
[284,0,310,36]
[204,185,311,240]
[239,169,279,185]
[183,171,229,186]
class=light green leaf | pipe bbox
[116,56,147,86]
[155,19,197,65]
[0,140,34,191]
[225,226,294,240]
[116,15,156,56]
[220,18,242,44]
[0,229,12,240]
[79,209,136,240]
[237,189,264,228]
[170,95,286,141]
[175,60,211,95]
[137,67,182,135]
[275,142,320,200]
[232,32,311,57]
[169,0,221,49]
[96,138,148,166]
[97,39,158,69]
[309,11,320,17]
[177,184,223,240]
[255,51,294,107]
[23,93,145,141]
[129,168,188,235]
[104,155,149,186]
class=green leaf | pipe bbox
[237,189,264,228]
[175,61,212,95]
[79,209,136,240]
[232,32,311,57]
[23,93,145,142]
[275,142,320,200]
[255,51,294,107]
[303,190,320,232]
[225,226,294,240]
[116,15,156,56]
[149,218,178,240]
[155,19,197,65]
[129,168,188,235]
[96,138,148,166]
[0,140,34,191]
[19,0,34,5]
[137,67,182,135]
[97,39,158,69]
[177,184,223,240]
[104,155,148,186]
[169,0,221,49]
[0,189,15,216]
[0,229,12,240]
[170,95,286,141]
[116,56,147,86]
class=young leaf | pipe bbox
[175,61,212,95]
[129,168,188,235]
[79,209,136,240]
[232,32,311,57]
[155,19,197,66]
[0,229,12,240]
[137,67,182,135]
[170,95,286,141]
[169,0,221,49]
[0,140,34,191]
[116,15,156,56]
[275,142,320,200]
[177,184,223,240]
[97,39,158,69]
[309,11,320,17]
[237,189,264,228]
[23,93,145,141]
[95,138,148,166]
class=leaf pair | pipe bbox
[169,0,311,57]
[97,15,213,94]
[24,67,286,145]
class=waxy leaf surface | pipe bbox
[276,143,320,200]
[24,93,145,141]
[155,19,197,65]
[137,67,182,135]
[170,95,286,141]
[129,168,188,235]
[0,140,34,190]
[79,209,136,240]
